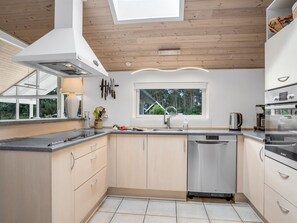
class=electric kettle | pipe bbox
[229,113,243,131]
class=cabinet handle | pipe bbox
[91,179,98,187]
[259,147,264,162]
[90,154,97,161]
[278,171,290,179]
[277,201,290,214]
[184,139,187,152]
[90,143,98,151]
[71,152,75,170]
[278,76,290,82]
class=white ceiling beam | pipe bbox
[0,30,28,49]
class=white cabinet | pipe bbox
[264,185,297,223]
[243,138,265,215]
[265,157,297,207]
[265,20,297,90]
[147,135,187,191]
[264,157,297,223]
[116,134,147,189]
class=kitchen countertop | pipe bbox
[0,118,82,126]
[0,128,265,152]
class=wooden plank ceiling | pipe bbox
[0,40,32,94]
[0,0,272,71]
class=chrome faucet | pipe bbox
[164,106,178,129]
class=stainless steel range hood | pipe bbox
[13,0,108,77]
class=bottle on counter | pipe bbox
[183,118,189,130]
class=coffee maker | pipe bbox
[254,105,265,131]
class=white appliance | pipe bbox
[13,0,108,77]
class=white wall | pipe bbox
[83,69,264,129]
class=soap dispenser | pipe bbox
[84,111,90,129]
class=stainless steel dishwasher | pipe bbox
[188,135,237,199]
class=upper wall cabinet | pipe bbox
[265,0,297,90]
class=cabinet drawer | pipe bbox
[264,185,297,223]
[74,145,107,189]
[265,157,297,207]
[72,136,107,159]
[75,168,107,223]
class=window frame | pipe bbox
[134,82,208,119]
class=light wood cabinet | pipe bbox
[116,134,147,189]
[0,136,108,223]
[75,168,107,223]
[243,137,265,215]
[107,134,117,187]
[265,20,297,90]
[147,135,187,191]
[264,185,297,223]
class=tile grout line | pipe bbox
[202,202,211,223]
[231,203,244,223]
[175,200,178,223]
[108,197,124,223]
[142,198,150,223]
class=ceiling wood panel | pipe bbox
[0,0,272,71]
[0,40,32,94]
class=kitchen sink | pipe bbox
[152,128,184,132]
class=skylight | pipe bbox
[108,0,184,24]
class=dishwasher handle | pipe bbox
[194,140,229,145]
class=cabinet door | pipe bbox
[116,134,147,189]
[52,148,75,223]
[147,135,187,191]
[107,134,117,187]
[265,20,297,90]
[243,138,265,215]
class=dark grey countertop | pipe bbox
[0,118,82,126]
[0,129,110,152]
[0,128,265,152]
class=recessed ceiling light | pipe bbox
[108,0,185,24]
[125,62,132,67]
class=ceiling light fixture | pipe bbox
[131,67,209,75]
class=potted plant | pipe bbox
[93,106,106,129]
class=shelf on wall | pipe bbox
[266,0,297,40]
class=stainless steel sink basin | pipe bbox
[152,129,183,132]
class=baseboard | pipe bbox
[107,187,187,200]
[84,192,108,223]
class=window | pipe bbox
[108,0,184,24]
[0,70,61,120]
[135,82,207,117]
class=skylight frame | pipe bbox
[108,0,185,24]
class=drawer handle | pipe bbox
[259,147,264,162]
[90,143,98,150]
[90,155,97,161]
[91,179,98,187]
[278,76,290,82]
[71,152,75,170]
[278,171,290,179]
[277,201,290,214]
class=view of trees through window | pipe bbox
[139,89,202,115]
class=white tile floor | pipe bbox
[89,196,263,223]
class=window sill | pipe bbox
[0,118,83,126]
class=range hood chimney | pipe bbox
[13,0,108,77]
